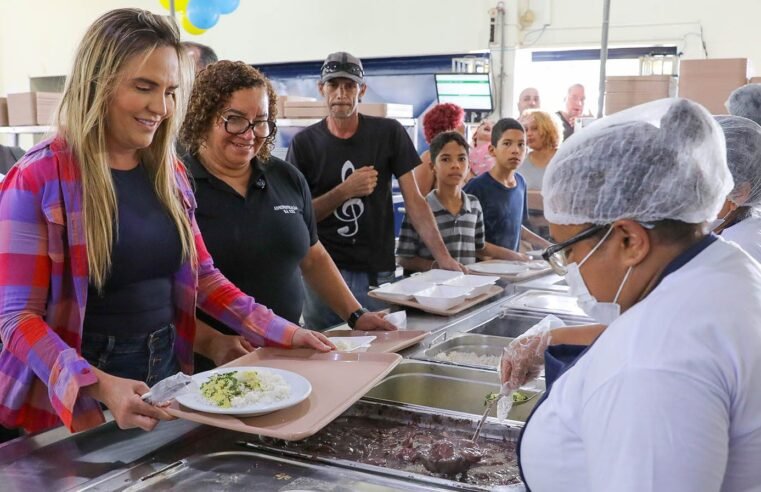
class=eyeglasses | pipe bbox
[541,224,610,275]
[320,61,364,79]
[220,114,276,138]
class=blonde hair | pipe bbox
[57,8,196,290]
[520,109,564,150]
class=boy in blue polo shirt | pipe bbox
[396,132,529,273]
[464,118,549,252]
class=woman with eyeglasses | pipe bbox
[179,61,394,369]
[500,99,761,490]
[0,10,335,436]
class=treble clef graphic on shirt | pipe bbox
[335,160,365,237]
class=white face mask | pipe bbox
[564,227,633,325]
[708,213,730,232]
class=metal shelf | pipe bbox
[0,125,52,133]
[0,126,52,146]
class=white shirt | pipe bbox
[520,238,761,491]
[723,215,761,263]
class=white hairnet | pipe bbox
[542,98,733,225]
[726,84,761,126]
[715,115,761,207]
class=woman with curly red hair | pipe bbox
[413,103,465,195]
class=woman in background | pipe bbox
[468,118,495,177]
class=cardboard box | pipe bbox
[358,103,413,118]
[606,75,674,95]
[605,92,668,115]
[678,58,751,114]
[283,101,329,118]
[283,101,414,119]
[276,95,316,118]
[36,92,61,125]
[7,92,62,126]
[0,98,8,126]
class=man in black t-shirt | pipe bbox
[287,51,462,329]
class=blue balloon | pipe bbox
[215,0,239,14]
[187,0,220,30]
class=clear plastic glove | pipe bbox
[498,315,566,393]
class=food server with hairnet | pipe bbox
[509,99,761,491]
[713,115,761,262]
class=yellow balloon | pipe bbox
[181,13,206,35]
[159,0,190,12]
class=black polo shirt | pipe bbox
[183,152,318,330]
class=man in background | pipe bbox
[557,83,585,140]
[182,41,218,74]
[517,87,541,116]
[286,51,462,329]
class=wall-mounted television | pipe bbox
[434,73,493,111]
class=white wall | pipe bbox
[3,0,761,94]
[1,0,760,141]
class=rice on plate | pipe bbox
[200,369,291,408]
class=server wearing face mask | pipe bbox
[497,99,761,491]
[710,115,761,263]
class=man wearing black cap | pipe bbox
[287,51,462,329]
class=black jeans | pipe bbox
[81,324,180,387]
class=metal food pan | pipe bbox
[111,449,451,492]
[468,309,591,338]
[364,361,541,422]
[245,400,524,491]
[418,333,513,370]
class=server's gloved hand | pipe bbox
[498,315,565,393]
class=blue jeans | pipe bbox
[302,269,396,330]
[81,324,180,386]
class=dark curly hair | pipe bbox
[180,60,278,161]
[423,103,465,144]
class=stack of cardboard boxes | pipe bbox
[605,58,754,116]
[0,98,8,126]
[605,75,675,115]
[4,92,62,126]
[678,58,752,114]
[282,99,413,119]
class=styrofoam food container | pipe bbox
[373,278,431,300]
[412,269,464,283]
[442,274,500,297]
[413,285,472,310]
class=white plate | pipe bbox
[330,336,376,352]
[176,367,312,417]
[468,262,530,275]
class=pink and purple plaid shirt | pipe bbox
[0,137,297,433]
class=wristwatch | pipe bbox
[347,307,369,329]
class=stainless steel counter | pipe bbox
[0,278,545,491]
